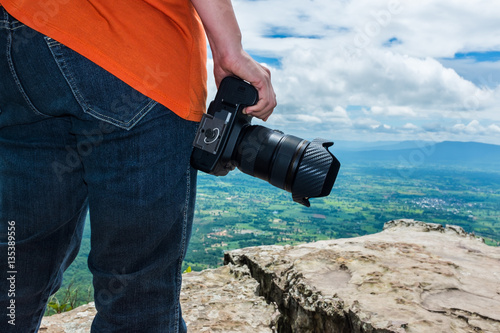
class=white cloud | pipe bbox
[452,120,483,134]
[452,120,500,136]
[295,114,322,124]
[489,124,500,133]
[403,123,418,130]
[352,118,381,130]
[370,106,416,117]
[203,0,500,144]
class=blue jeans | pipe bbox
[0,8,198,333]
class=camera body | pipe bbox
[191,76,257,176]
[191,76,340,207]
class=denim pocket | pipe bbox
[44,37,158,130]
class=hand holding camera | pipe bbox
[190,76,340,207]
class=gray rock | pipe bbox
[180,264,278,332]
[40,265,277,332]
[225,219,500,332]
[39,302,95,333]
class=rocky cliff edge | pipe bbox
[41,219,500,332]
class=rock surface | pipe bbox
[39,302,95,333]
[180,264,278,332]
[40,265,277,332]
[225,219,500,332]
[41,219,500,332]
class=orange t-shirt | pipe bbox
[1,0,207,122]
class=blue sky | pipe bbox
[206,0,500,145]
[452,51,500,62]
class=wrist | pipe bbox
[208,32,243,61]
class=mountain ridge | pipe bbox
[334,140,500,170]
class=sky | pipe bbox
[206,0,500,145]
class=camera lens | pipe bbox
[234,125,340,206]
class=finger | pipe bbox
[246,86,276,116]
[245,99,272,119]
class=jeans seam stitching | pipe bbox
[10,24,25,30]
[44,37,91,113]
[6,28,50,118]
[175,165,192,333]
[30,200,88,332]
[84,99,158,129]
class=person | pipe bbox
[0,0,276,332]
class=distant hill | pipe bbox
[334,140,435,151]
[334,141,500,170]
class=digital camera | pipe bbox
[190,76,340,207]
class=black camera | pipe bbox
[190,76,340,207]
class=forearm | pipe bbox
[190,0,243,62]
[191,0,276,120]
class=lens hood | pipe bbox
[291,139,341,207]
